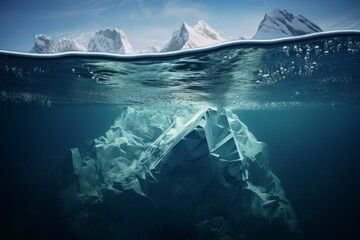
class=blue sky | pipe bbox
[0,0,359,52]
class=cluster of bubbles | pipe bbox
[0,60,52,82]
[0,61,26,79]
[71,65,101,81]
[0,60,56,106]
[257,37,360,86]
[0,90,52,107]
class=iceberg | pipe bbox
[57,38,87,52]
[253,9,322,39]
[30,34,57,54]
[87,28,136,54]
[59,107,303,240]
[29,28,136,54]
[161,20,227,52]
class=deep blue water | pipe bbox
[1,32,360,240]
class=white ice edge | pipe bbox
[1,30,360,60]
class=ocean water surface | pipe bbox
[1,31,360,240]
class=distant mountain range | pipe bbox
[30,9,322,54]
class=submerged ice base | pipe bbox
[59,107,303,240]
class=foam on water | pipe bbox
[1,30,360,108]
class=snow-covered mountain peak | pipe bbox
[194,20,225,41]
[181,21,191,29]
[253,9,322,39]
[30,34,57,54]
[179,22,191,35]
[270,9,294,20]
[193,20,212,32]
[195,20,208,27]
[161,20,227,52]
[87,28,135,54]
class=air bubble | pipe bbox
[46,100,52,108]
[282,46,289,56]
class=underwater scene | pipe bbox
[1,31,360,240]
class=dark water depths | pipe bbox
[1,32,360,239]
